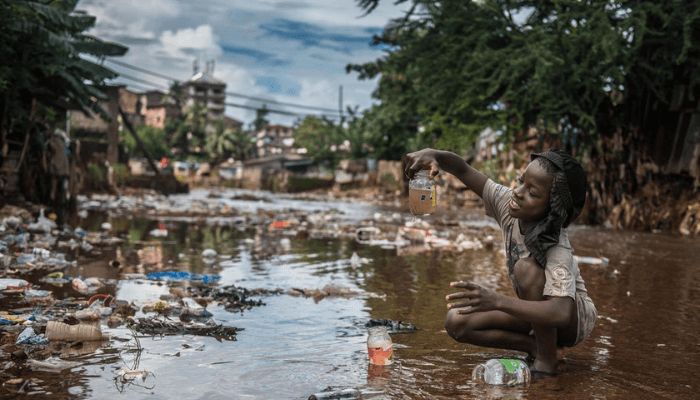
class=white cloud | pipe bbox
[160,25,222,58]
[79,0,179,41]
[79,0,405,125]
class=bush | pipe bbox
[85,163,105,190]
[112,163,129,186]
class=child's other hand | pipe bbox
[404,148,440,179]
[446,281,501,314]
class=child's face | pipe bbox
[508,161,552,223]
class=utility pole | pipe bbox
[338,85,343,119]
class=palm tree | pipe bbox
[205,125,236,163]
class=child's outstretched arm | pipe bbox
[404,148,488,198]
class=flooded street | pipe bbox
[2,189,698,399]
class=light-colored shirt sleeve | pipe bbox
[482,179,512,230]
[543,243,577,299]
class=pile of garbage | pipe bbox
[75,190,503,257]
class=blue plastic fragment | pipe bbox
[16,327,48,345]
[145,271,220,283]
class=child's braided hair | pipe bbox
[523,157,574,267]
[535,157,575,227]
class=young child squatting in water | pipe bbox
[404,148,597,375]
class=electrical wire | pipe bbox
[110,72,340,119]
[104,58,342,114]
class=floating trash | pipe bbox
[366,319,417,334]
[201,248,218,258]
[0,278,30,292]
[127,317,241,341]
[367,326,393,366]
[45,321,105,341]
[575,255,610,267]
[308,388,361,400]
[16,327,48,345]
[145,271,221,284]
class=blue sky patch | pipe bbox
[260,18,377,54]
[221,44,290,67]
[255,75,300,97]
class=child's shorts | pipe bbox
[574,292,597,345]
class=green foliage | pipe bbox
[351,0,700,155]
[252,105,270,132]
[123,125,172,159]
[205,122,250,163]
[86,162,104,186]
[0,0,127,130]
[295,116,342,164]
[228,129,255,161]
[167,103,207,157]
[112,163,129,185]
[342,108,375,159]
[295,110,388,163]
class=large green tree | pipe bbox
[295,116,340,164]
[0,0,127,131]
[352,0,699,152]
[0,0,127,205]
[353,0,700,227]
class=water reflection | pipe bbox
[12,205,698,399]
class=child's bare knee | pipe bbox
[513,257,545,299]
[445,309,476,343]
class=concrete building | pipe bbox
[181,60,226,121]
[255,124,297,158]
[140,90,180,129]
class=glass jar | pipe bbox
[408,170,437,215]
[367,326,393,365]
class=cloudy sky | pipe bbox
[78,0,407,126]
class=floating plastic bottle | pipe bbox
[408,170,437,216]
[307,388,360,400]
[367,326,393,366]
[472,358,531,386]
[45,321,104,341]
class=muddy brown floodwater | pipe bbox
[2,190,698,399]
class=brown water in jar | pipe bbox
[408,187,436,215]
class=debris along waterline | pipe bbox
[1,189,502,398]
[5,191,689,399]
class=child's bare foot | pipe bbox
[530,358,558,376]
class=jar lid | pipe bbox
[368,326,389,334]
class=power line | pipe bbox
[106,58,176,82]
[114,72,168,90]
[108,72,340,119]
[225,101,337,118]
[104,58,342,114]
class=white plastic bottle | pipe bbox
[472,358,531,386]
[367,326,393,365]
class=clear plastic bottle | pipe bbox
[408,170,436,215]
[471,358,531,386]
[367,326,393,365]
